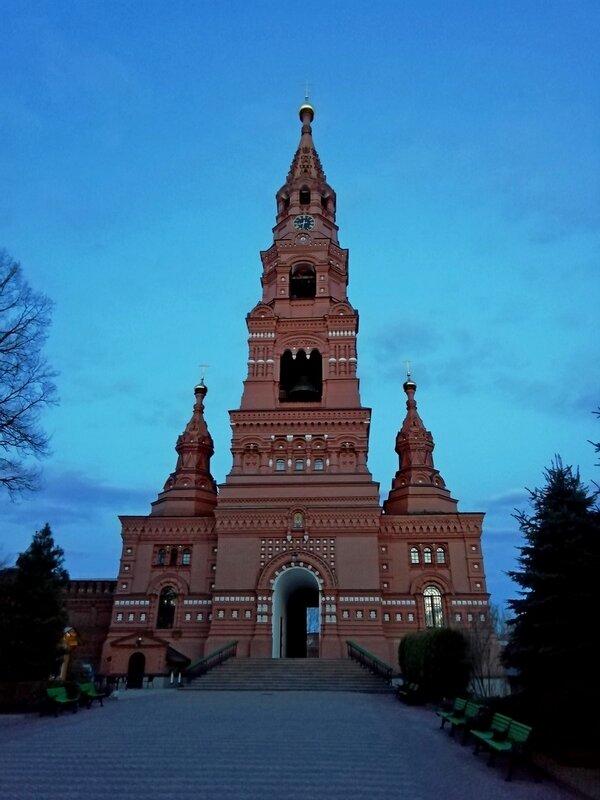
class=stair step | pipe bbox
[181,658,392,693]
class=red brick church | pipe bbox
[99,102,489,682]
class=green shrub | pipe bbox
[399,628,472,701]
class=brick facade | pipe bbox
[99,104,490,680]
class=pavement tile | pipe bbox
[0,689,585,800]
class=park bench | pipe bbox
[78,682,105,708]
[395,682,423,704]
[471,712,512,751]
[472,717,534,781]
[446,699,486,743]
[436,697,467,729]
[45,686,80,716]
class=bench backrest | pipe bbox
[464,700,483,719]
[489,712,512,734]
[453,697,467,713]
[79,682,95,693]
[46,687,70,701]
[507,720,532,745]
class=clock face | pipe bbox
[293,214,315,231]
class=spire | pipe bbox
[384,376,458,515]
[151,380,217,516]
[286,102,326,184]
[273,101,337,242]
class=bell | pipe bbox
[288,375,320,401]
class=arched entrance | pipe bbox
[127,651,145,689]
[272,567,321,658]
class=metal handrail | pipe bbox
[346,639,393,684]
[184,640,239,681]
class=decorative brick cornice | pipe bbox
[230,409,371,425]
[379,512,484,537]
[215,507,380,532]
[120,516,216,539]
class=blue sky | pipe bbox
[1,0,598,613]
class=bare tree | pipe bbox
[466,604,509,698]
[0,250,57,495]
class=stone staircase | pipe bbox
[182,658,392,693]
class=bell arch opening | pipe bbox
[279,349,322,402]
[290,263,316,299]
[272,567,321,658]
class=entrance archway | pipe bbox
[272,567,321,658]
[127,651,145,689]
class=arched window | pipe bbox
[409,547,420,565]
[157,548,166,566]
[295,459,305,471]
[290,263,316,299]
[436,547,446,565]
[279,349,322,402]
[313,458,324,471]
[275,459,286,472]
[423,546,433,564]
[182,548,191,566]
[299,187,310,205]
[169,548,178,567]
[423,585,444,628]
[157,586,177,629]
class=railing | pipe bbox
[184,641,239,682]
[346,640,393,684]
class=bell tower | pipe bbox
[208,102,385,658]
[220,102,378,495]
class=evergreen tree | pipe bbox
[0,524,69,681]
[503,458,600,741]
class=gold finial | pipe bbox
[404,359,412,379]
[299,81,314,122]
[199,363,208,384]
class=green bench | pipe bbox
[472,716,533,781]
[45,686,80,716]
[446,699,486,743]
[78,682,105,708]
[395,682,423,704]
[471,711,512,749]
[437,697,467,730]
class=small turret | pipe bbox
[384,375,458,515]
[151,380,217,516]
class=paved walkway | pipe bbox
[0,688,585,800]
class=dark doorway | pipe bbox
[127,651,145,689]
[285,586,320,658]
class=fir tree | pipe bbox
[0,524,69,681]
[503,458,600,740]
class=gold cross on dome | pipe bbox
[199,363,209,382]
[304,80,312,102]
[404,359,412,378]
